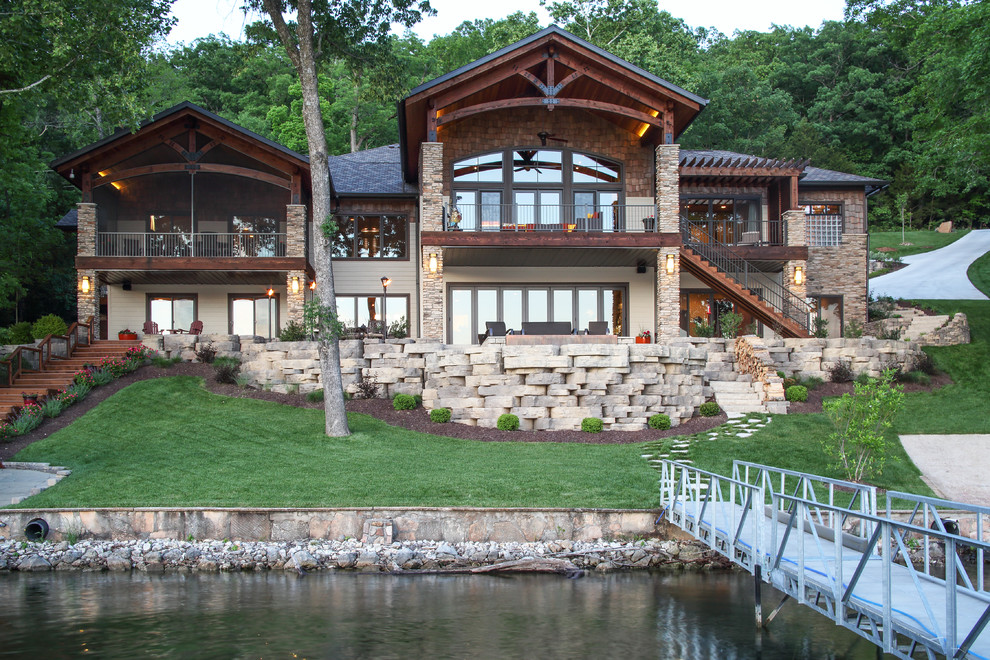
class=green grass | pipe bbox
[11,376,658,509]
[869,229,969,260]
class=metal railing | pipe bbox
[660,460,990,659]
[97,232,287,258]
[443,204,658,233]
[1,317,92,388]
[682,216,789,247]
[680,218,813,332]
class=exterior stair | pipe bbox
[1,340,142,421]
[709,377,767,415]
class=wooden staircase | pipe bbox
[680,246,811,339]
[1,336,142,421]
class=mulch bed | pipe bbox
[1,362,952,461]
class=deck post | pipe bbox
[754,564,763,629]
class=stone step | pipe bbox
[709,381,758,393]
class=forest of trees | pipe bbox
[1,0,987,326]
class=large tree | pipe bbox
[252,0,430,436]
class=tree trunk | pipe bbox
[263,0,350,437]
[350,74,360,153]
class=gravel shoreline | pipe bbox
[1,537,728,574]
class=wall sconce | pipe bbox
[428,252,438,274]
[309,280,316,291]
[794,265,804,286]
[266,287,275,298]
[80,276,91,293]
[291,276,300,294]
[665,253,676,275]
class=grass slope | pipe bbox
[12,376,658,509]
[869,229,970,259]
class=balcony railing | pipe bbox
[96,232,287,258]
[443,204,657,233]
[679,216,789,247]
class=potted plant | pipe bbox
[642,216,656,232]
[118,328,138,341]
[21,391,39,405]
[636,330,652,344]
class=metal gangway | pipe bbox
[659,460,990,659]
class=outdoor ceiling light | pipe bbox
[794,265,804,286]
[291,276,299,294]
[81,276,90,293]
[428,252,438,274]
[309,280,316,290]
[666,253,676,275]
[266,287,275,298]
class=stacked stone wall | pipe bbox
[733,337,786,402]
[766,337,926,381]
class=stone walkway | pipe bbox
[899,435,990,506]
[0,463,70,505]
[642,413,772,473]
[870,229,990,300]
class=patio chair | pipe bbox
[586,321,609,335]
[189,320,204,335]
[142,320,159,335]
[738,231,760,246]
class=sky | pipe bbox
[164,0,848,47]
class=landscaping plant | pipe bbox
[823,370,905,482]
[497,413,520,431]
[648,413,671,430]
[429,408,451,423]
[812,317,828,338]
[843,320,864,338]
[786,385,808,402]
[392,394,417,410]
[212,356,241,384]
[581,417,603,433]
[31,314,68,339]
[40,396,67,419]
[306,389,325,403]
[699,401,720,416]
[277,321,307,341]
[718,311,743,339]
[827,361,854,383]
[195,342,218,364]
[8,321,33,344]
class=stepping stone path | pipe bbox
[639,414,773,472]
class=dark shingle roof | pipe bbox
[328,144,417,196]
[57,208,78,230]
[681,149,887,188]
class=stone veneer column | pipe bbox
[77,269,99,339]
[421,245,444,340]
[656,248,680,342]
[420,141,445,339]
[655,144,681,341]
[286,270,306,326]
[783,208,808,306]
[77,202,97,257]
[286,204,307,257]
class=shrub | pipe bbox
[914,351,938,376]
[648,413,671,430]
[786,385,808,402]
[718,311,743,338]
[11,403,43,434]
[213,356,241,384]
[413,394,422,407]
[354,377,380,399]
[855,372,871,385]
[39,396,67,419]
[782,377,797,388]
[66,380,91,400]
[868,295,895,321]
[90,368,114,386]
[876,326,903,341]
[827,362,854,383]
[843,320,864,339]
[388,316,409,339]
[430,408,451,423]
[776,371,786,379]
[812,317,829,338]
[823,370,904,481]
[32,314,68,339]
[581,417,603,433]
[97,356,127,378]
[306,389,324,403]
[896,370,931,386]
[277,320,307,341]
[55,389,80,408]
[152,355,182,368]
[800,376,824,390]
[195,342,217,364]
[8,321,34,344]
[692,319,715,337]
[497,413,520,431]
[0,327,10,344]
[699,401,721,417]
[393,394,417,410]
[0,420,15,441]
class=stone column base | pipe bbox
[656,248,680,342]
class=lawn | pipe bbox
[869,229,970,259]
[11,376,659,509]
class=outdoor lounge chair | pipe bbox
[189,320,204,335]
[142,320,159,335]
[521,321,575,335]
[585,321,609,335]
[480,321,514,344]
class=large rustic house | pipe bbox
[53,26,885,342]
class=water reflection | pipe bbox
[1,571,883,658]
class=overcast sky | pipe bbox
[164,0,848,47]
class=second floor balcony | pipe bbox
[96,232,288,258]
[444,204,658,233]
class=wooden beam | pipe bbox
[436,97,665,129]
[421,231,681,248]
[518,69,548,95]
[92,163,292,189]
[422,49,550,110]
[76,256,310,271]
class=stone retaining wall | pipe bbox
[0,507,659,544]
[147,334,925,428]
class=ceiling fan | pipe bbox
[515,149,541,173]
[537,131,568,146]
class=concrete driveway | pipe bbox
[900,435,990,506]
[870,229,990,300]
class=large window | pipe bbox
[331,215,407,259]
[680,197,761,245]
[336,295,409,335]
[451,149,623,232]
[679,291,759,337]
[805,204,843,247]
[810,294,843,337]
[229,294,279,338]
[148,294,196,334]
[448,285,626,344]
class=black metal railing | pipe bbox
[97,232,287,258]
[680,218,812,332]
[679,216,789,246]
[443,204,658,233]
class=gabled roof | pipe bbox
[801,165,888,188]
[681,149,888,190]
[329,145,417,197]
[51,101,310,173]
[399,25,709,182]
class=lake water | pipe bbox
[1,570,884,658]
